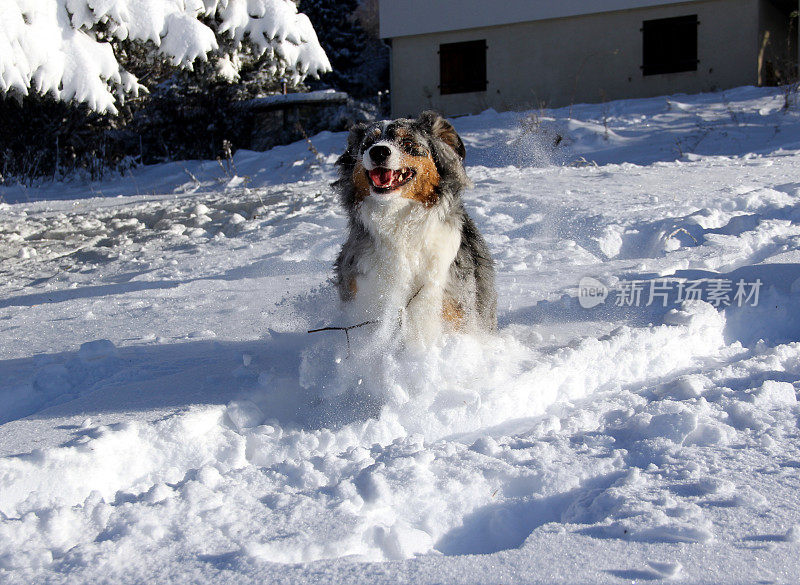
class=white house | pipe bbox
[379,0,798,117]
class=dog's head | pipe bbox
[335,111,469,211]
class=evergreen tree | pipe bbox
[301,0,388,99]
[0,0,332,181]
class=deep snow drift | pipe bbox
[2,86,800,584]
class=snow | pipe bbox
[0,0,331,113]
[245,89,349,105]
[2,85,800,583]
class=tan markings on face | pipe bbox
[400,152,440,207]
[442,296,465,329]
[348,276,357,299]
[352,160,370,202]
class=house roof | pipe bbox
[379,0,706,39]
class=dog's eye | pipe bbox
[400,139,415,150]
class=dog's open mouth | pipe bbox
[367,167,415,191]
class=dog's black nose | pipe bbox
[369,145,391,163]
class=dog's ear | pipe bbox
[418,110,466,160]
[346,122,368,153]
[336,122,368,168]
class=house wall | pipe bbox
[379,0,709,39]
[389,0,761,118]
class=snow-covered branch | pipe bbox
[0,0,331,114]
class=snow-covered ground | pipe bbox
[2,86,800,584]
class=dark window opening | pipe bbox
[642,15,698,76]
[439,40,487,94]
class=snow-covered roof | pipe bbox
[241,90,349,111]
[379,0,706,38]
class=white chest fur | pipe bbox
[352,196,461,343]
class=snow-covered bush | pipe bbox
[0,0,331,114]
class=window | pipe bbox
[642,15,698,76]
[439,40,487,94]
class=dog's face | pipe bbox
[336,111,468,211]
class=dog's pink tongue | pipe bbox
[369,168,394,187]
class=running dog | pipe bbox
[333,111,496,344]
